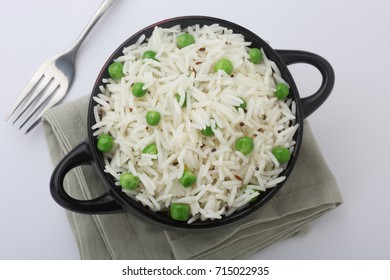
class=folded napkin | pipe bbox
[42,95,342,260]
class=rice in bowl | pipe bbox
[92,24,299,223]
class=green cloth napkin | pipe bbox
[42,95,342,260]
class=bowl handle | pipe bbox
[276,50,335,118]
[50,141,123,214]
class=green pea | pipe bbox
[248,48,263,64]
[274,83,289,100]
[272,146,291,163]
[250,190,260,202]
[176,33,195,49]
[142,143,158,155]
[97,134,114,153]
[236,136,254,155]
[175,93,187,107]
[170,203,190,221]
[201,126,214,137]
[142,50,157,60]
[234,97,247,110]
[178,169,196,188]
[214,58,234,75]
[146,111,161,126]
[119,172,140,190]
[108,62,124,80]
[132,82,147,97]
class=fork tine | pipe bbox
[24,86,67,134]
[23,118,41,135]
[18,81,60,131]
[4,69,46,121]
[12,75,53,124]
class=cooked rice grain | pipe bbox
[93,24,299,223]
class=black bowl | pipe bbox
[50,16,334,229]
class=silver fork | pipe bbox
[5,0,116,134]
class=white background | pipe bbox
[0,0,389,259]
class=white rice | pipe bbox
[93,24,299,223]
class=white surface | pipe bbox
[1,0,389,260]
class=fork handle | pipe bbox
[67,0,116,57]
